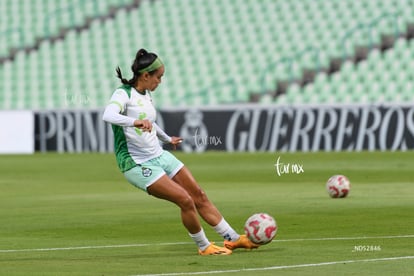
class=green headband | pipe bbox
[138,57,163,73]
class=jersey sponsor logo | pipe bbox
[142,167,152,177]
[135,112,148,135]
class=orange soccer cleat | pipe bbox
[224,235,260,250]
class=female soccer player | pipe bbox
[102,49,259,255]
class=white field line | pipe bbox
[0,242,192,253]
[131,256,414,276]
[0,234,413,253]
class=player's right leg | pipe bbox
[172,166,259,250]
[224,235,260,250]
[147,175,232,255]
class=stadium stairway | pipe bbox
[255,20,414,105]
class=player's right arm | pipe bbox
[102,89,152,131]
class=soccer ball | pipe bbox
[244,213,277,245]
[326,175,351,198]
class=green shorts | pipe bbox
[123,151,184,193]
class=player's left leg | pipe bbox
[160,150,258,250]
[157,151,223,228]
[173,166,222,225]
[173,166,259,249]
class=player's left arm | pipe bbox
[153,123,182,148]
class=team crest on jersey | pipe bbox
[142,167,152,177]
[137,99,144,106]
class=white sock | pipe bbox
[189,229,210,251]
[213,218,240,241]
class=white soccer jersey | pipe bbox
[103,85,171,171]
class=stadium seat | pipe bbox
[1,0,414,109]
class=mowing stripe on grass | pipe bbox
[132,256,414,276]
[0,235,412,253]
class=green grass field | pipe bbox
[0,151,413,275]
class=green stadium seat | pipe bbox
[284,83,302,104]
[1,0,414,109]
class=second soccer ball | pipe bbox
[326,175,351,198]
[244,213,277,245]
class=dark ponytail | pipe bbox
[115,66,130,85]
[115,48,159,86]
